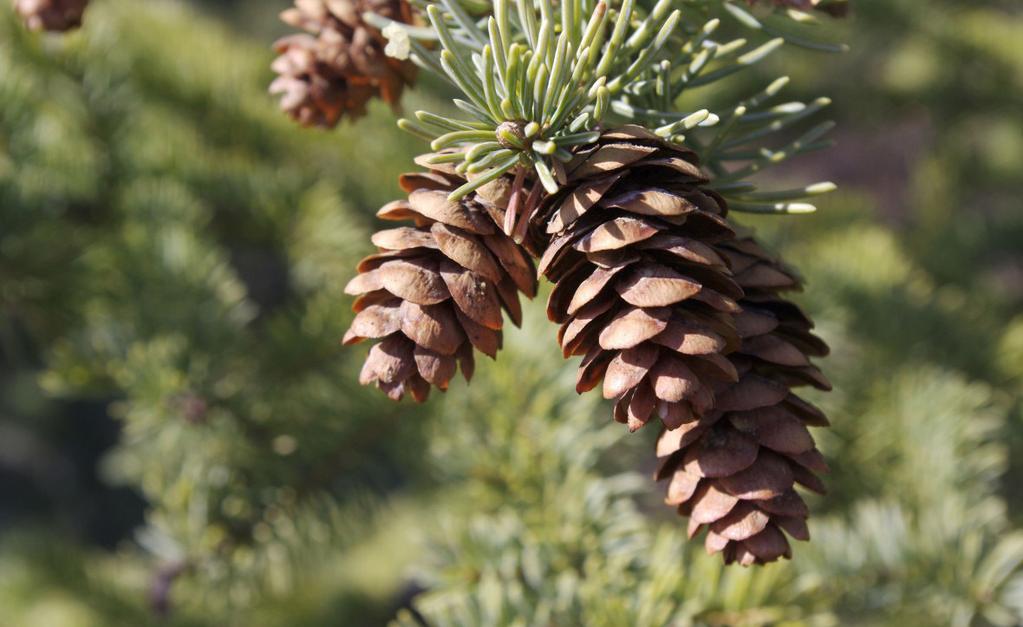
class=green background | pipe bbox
[1,1,1021,625]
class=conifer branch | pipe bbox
[390,0,696,199]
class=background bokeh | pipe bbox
[1,1,1021,625]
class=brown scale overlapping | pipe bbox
[536,126,743,433]
[654,234,831,565]
[343,160,537,401]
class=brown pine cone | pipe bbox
[14,0,88,32]
[535,126,743,432]
[270,0,418,128]
[655,234,831,566]
[343,158,537,401]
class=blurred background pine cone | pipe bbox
[14,0,88,31]
[270,0,417,128]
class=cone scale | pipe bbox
[536,126,743,433]
[655,234,831,565]
[343,160,537,401]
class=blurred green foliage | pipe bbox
[0,0,1021,626]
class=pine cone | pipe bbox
[746,0,849,17]
[343,157,537,401]
[14,0,88,32]
[655,234,831,566]
[536,126,743,432]
[270,0,417,128]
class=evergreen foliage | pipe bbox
[1,0,1022,625]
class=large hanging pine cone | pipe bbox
[655,234,831,566]
[14,0,88,31]
[270,0,417,128]
[536,126,743,432]
[343,158,537,401]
